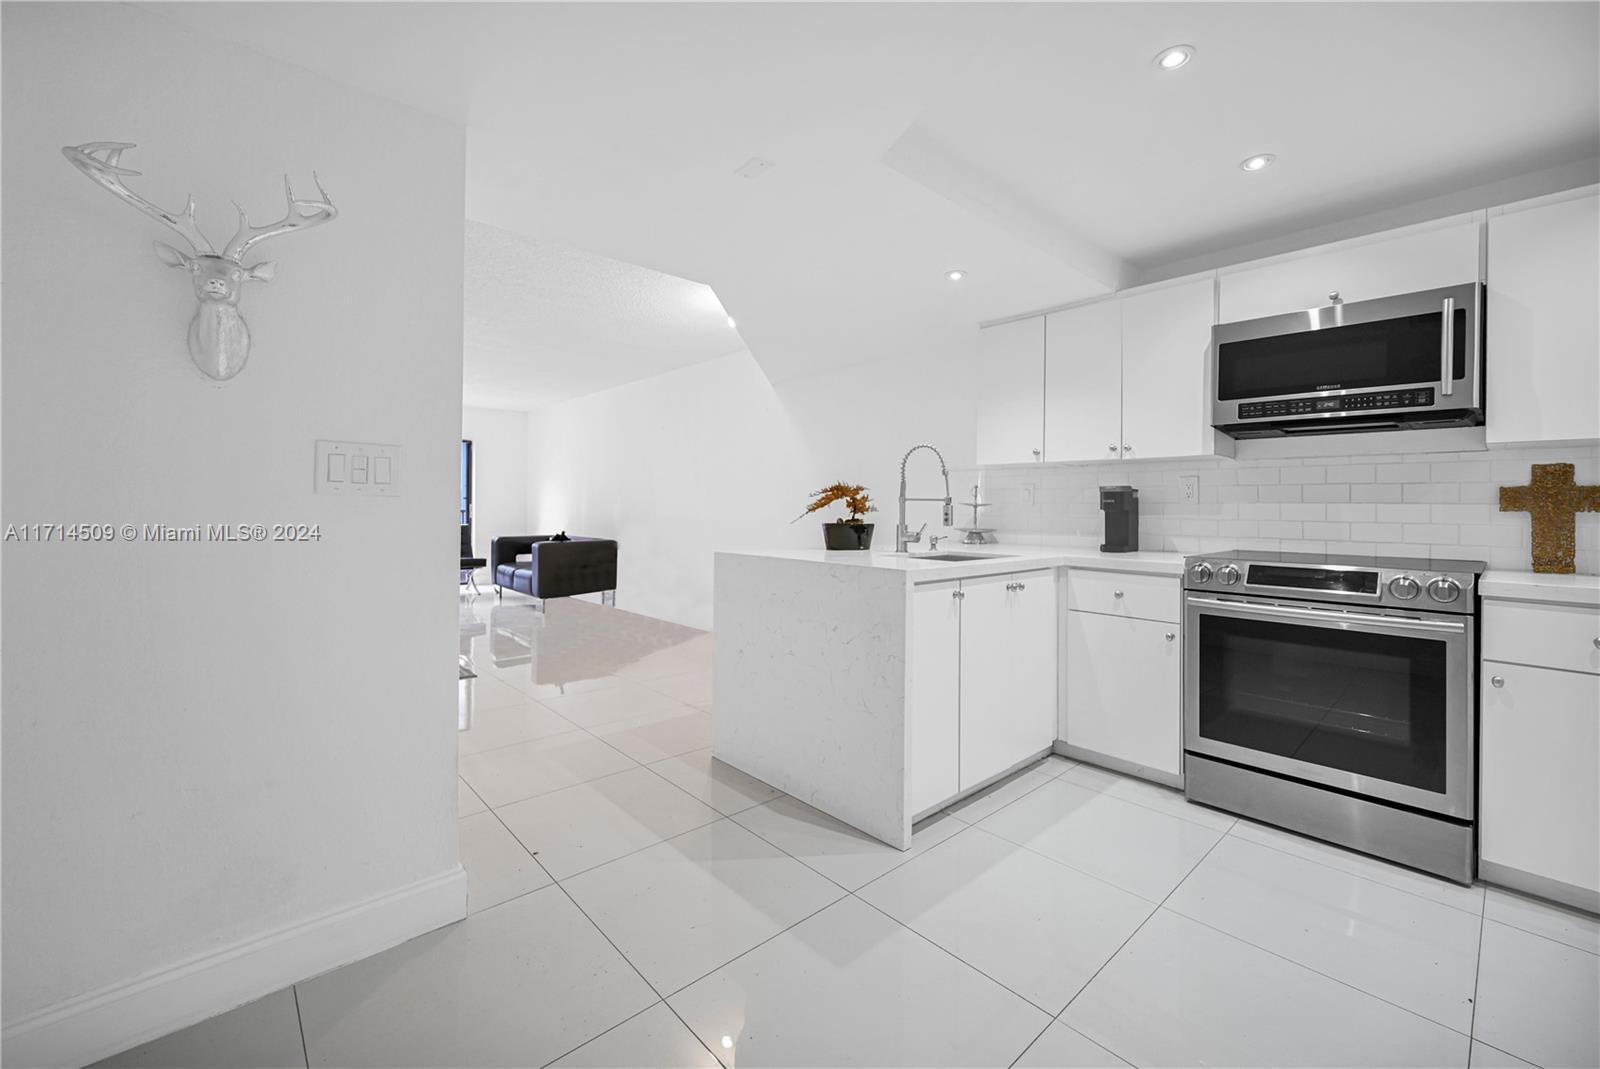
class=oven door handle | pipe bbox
[1187,595,1467,635]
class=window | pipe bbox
[460,439,473,530]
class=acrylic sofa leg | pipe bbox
[601,590,616,608]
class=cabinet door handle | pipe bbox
[1108,444,1118,453]
[1005,582,1016,592]
[1032,448,1041,459]
[953,590,965,600]
[1017,582,1026,591]
[1122,444,1132,453]
[1491,675,1504,688]
[1593,637,1599,649]
[1113,590,1124,598]
[1165,632,1175,642]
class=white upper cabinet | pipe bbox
[1218,216,1482,323]
[975,316,1045,465]
[1486,189,1600,444]
[1119,276,1217,461]
[1044,298,1122,463]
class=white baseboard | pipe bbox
[2,865,467,1069]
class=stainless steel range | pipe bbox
[1182,550,1485,883]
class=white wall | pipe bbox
[528,340,980,630]
[1,5,466,1063]
[462,407,529,562]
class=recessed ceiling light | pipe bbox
[945,269,966,282]
[1153,44,1195,71]
[1239,153,1276,172]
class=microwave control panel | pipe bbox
[1239,388,1435,420]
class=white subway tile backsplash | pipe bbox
[982,441,1599,572]
[1325,464,1376,483]
[1377,463,1431,482]
[1351,484,1404,503]
[1403,483,1460,503]
[1258,485,1302,503]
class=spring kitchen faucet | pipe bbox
[897,443,954,553]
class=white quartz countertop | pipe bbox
[716,543,1186,582]
[1480,570,1600,607]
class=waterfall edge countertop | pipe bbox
[715,543,1186,581]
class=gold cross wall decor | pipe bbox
[1499,463,1600,574]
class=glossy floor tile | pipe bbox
[646,747,783,816]
[637,669,714,709]
[296,886,656,1068]
[458,811,551,912]
[1165,834,1482,1032]
[1473,918,1600,1069]
[457,729,636,808]
[1012,1022,1133,1069]
[979,777,1225,902]
[121,598,1600,1067]
[456,698,576,756]
[541,678,700,729]
[496,765,722,879]
[1483,885,1600,954]
[563,819,845,993]
[587,706,712,764]
[668,896,1051,1068]
[1057,761,1236,833]
[857,826,1153,1013]
[548,1002,720,1068]
[731,794,966,891]
[1062,910,1470,1068]
[1229,815,1486,916]
[943,767,1055,825]
[90,989,306,1069]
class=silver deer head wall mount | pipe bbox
[62,141,337,381]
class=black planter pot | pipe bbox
[822,522,874,551]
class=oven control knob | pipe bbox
[1188,561,1214,584]
[1217,564,1241,586]
[1426,577,1462,604]
[1388,575,1421,601]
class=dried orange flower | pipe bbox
[795,482,876,524]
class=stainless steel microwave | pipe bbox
[1211,283,1484,438]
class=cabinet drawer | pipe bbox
[1480,661,1600,896]
[1066,569,1179,623]
[1483,600,1600,674]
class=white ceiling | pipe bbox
[462,221,742,411]
[150,2,1599,390]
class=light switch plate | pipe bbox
[316,440,399,496]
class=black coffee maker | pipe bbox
[1099,485,1139,553]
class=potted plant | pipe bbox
[796,482,877,550]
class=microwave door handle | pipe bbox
[1188,595,1467,635]
[1439,296,1455,396]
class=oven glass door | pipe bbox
[1184,595,1472,818]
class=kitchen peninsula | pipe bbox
[712,544,1185,847]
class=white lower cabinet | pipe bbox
[1479,588,1600,911]
[959,571,1057,790]
[908,570,1057,813]
[909,580,961,815]
[1064,607,1182,780]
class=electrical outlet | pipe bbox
[1023,483,1035,505]
[1180,475,1199,502]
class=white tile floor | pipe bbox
[96,594,1600,1069]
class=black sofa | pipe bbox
[492,535,618,607]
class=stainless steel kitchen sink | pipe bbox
[912,552,1013,562]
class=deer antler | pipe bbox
[60,142,217,255]
[224,174,336,263]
